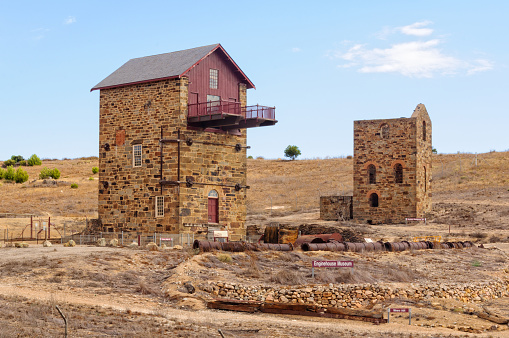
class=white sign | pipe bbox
[213,231,228,238]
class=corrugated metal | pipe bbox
[187,49,245,105]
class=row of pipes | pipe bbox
[301,240,474,252]
[193,239,474,253]
[193,240,293,252]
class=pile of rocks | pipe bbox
[203,280,509,309]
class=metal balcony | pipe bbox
[187,101,277,130]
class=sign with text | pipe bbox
[388,308,412,324]
[312,260,354,268]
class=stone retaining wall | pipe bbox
[203,280,509,308]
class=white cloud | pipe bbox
[292,47,301,53]
[467,59,494,75]
[333,22,493,78]
[64,16,76,25]
[398,21,434,37]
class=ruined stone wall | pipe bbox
[353,118,418,224]
[98,78,247,240]
[412,104,432,216]
[320,196,353,221]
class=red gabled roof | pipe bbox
[91,44,255,91]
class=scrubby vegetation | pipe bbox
[39,167,60,180]
[92,166,99,174]
[27,154,42,166]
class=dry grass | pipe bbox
[0,157,98,217]
[247,151,509,218]
[1,151,508,222]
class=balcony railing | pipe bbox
[188,101,275,120]
[188,101,242,117]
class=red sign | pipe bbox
[312,261,354,268]
[390,308,409,313]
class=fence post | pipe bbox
[121,231,124,246]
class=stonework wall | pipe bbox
[352,104,432,224]
[98,78,248,240]
[320,196,353,220]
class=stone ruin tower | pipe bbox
[352,104,432,224]
[91,44,276,240]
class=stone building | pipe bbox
[353,104,432,224]
[91,44,276,240]
[320,104,431,224]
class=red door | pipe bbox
[208,198,218,223]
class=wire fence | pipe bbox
[61,232,195,247]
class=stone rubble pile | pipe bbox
[203,280,509,309]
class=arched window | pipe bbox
[368,164,376,184]
[369,193,379,208]
[394,163,403,184]
[208,190,219,223]
[381,124,389,139]
[423,121,426,141]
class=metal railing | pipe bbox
[188,100,241,117]
[244,104,276,120]
[188,101,275,120]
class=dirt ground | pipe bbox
[1,153,509,336]
[0,243,508,337]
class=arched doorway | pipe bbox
[208,190,219,223]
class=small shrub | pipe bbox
[92,166,99,174]
[14,167,29,183]
[27,154,42,166]
[489,235,501,243]
[217,253,232,263]
[71,183,78,189]
[39,167,60,179]
[247,155,253,159]
[4,166,15,181]
[51,168,60,179]
[18,160,27,166]
[346,155,353,159]
[3,159,15,167]
[0,168,4,179]
[470,232,488,239]
[89,177,94,180]
[471,260,482,267]
[11,155,24,163]
[39,167,52,179]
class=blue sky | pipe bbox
[1,1,507,160]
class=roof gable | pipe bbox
[91,44,254,91]
[411,103,430,120]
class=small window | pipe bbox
[368,164,376,184]
[395,163,403,184]
[424,166,427,192]
[208,190,219,198]
[209,69,218,89]
[133,144,142,167]
[423,121,426,141]
[369,193,379,208]
[381,124,389,139]
[155,196,164,217]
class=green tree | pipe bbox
[284,145,301,160]
[92,167,99,174]
[4,166,15,181]
[11,155,24,163]
[14,167,29,183]
[27,154,42,166]
[432,148,437,154]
